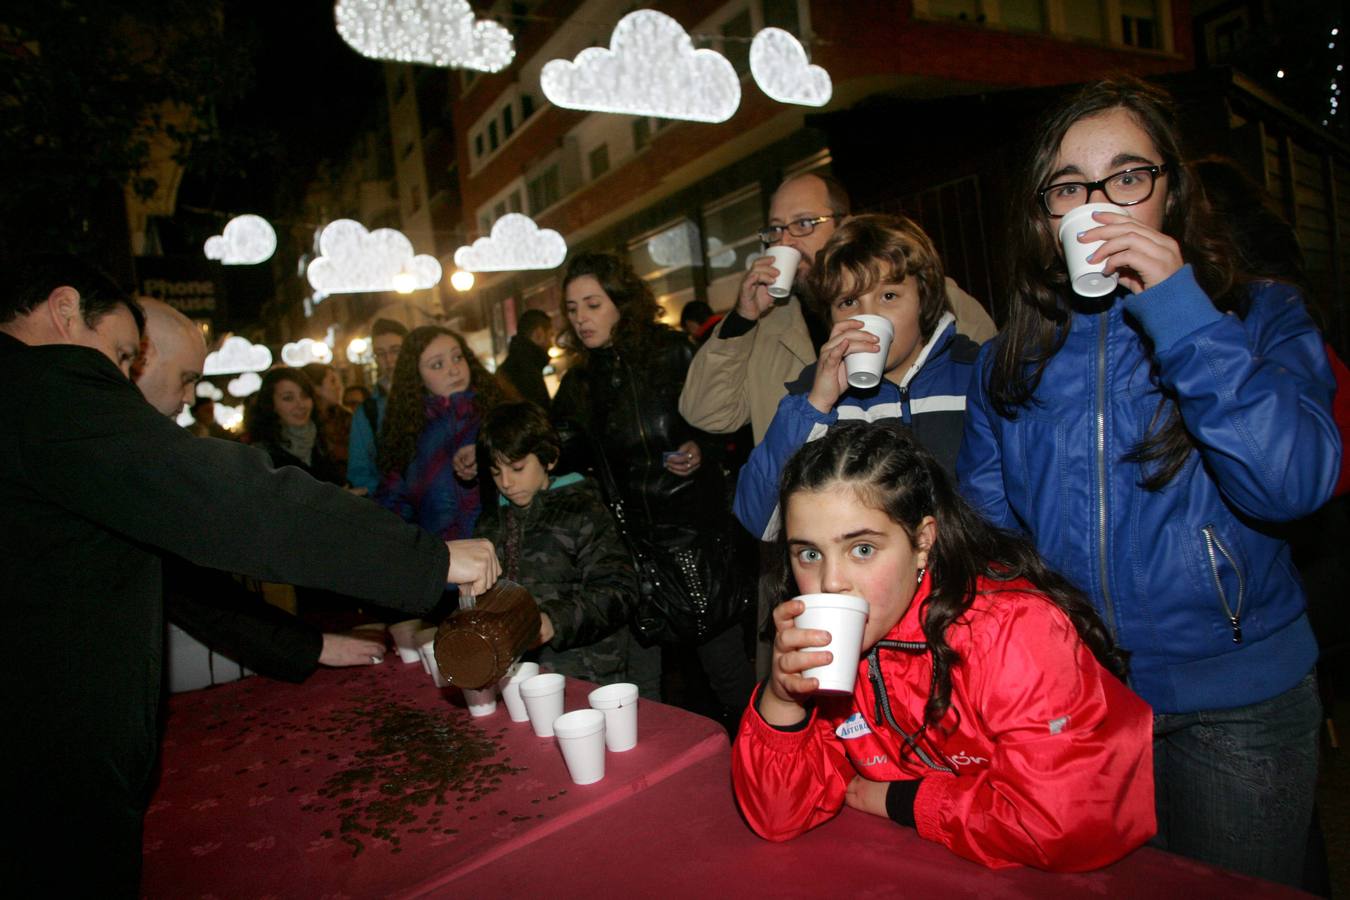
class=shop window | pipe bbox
[589,144,610,179]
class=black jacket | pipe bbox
[499,333,551,410]
[0,333,449,893]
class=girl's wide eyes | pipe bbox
[795,547,822,564]
[850,543,876,559]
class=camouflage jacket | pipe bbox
[474,474,639,683]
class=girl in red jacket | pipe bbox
[732,423,1155,871]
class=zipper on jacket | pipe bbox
[1095,315,1119,643]
[899,385,911,426]
[1201,524,1246,643]
[867,646,953,774]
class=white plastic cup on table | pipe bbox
[519,672,566,737]
[552,709,607,786]
[1058,202,1128,298]
[587,682,639,752]
[844,314,895,390]
[762,245,803,299]
[794,593,870,695]
[413,626,438,674]
[463,686,499,718]
[389,619,425,665]
[419,639,450,688]
[499,661,540,723]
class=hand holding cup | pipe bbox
[808,319,881,413]
[1079,209,1184,294]
[761,597,834,726]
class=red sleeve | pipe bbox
[1324,343,1350,497]
[730,685,855,842]
[913,599,1156,871]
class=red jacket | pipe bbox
[732,575,1156,871]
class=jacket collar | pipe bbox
[497,471,585,508]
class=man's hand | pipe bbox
[735,254,783,322]
[318,633,386,667]
[446,538,501,596]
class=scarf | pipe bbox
[280,421,317,466]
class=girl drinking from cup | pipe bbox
[732,423,1154,871]
[376,326,510,540]
[957,77,1340,886]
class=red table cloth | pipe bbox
[141,660,726,898]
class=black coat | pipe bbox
[0,334,449,894]
[498,333,551,410]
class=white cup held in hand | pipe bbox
[519,672,566,737]
[1058,202,1128,298]
[553,709,607,785]
[763,245,803,299]
[587,682,639,752]
[499,661,540,723]
[794,593,869,695]
[844,314,895,390]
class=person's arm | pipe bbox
[543,491,639,651]
[346,403,380,494]
[678,317,759,435]
[955,348,1016,530]
[911,600,1156,871]
[733,392,834,540]
[1125,270,1341,521]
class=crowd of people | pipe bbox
[3,75,1344,894]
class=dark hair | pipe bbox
[679,300,714,329]
[993,75,1243,490]
[377,325,511,476]
[343,383,371,405]
[480,401,561,469]
[5,253,145,334]
[560,252,672,363]
[782,171,852,217]
[301,362,338,396]
[775,422,1128,731]
[517,308,553,338]
[191,396,214,413]
[245,367,318,450]
[371,317,409,340]
[805,214,950,342]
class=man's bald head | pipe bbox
[134,298,207,416]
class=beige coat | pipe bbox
[679,279,995,444]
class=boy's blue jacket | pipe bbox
[734,313,979,540]
[957,267,1341,715]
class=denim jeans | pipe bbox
[1151,672,1321,887]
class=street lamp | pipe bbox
[450,269,475,292]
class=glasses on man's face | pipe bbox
[1037,164,1169,217]
[757,213,841,245]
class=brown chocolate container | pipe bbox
[433,579,541,690]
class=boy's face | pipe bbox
[829,271,925,379]
[491,453,554,508]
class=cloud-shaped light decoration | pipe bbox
[227,372,262,398]
[204,336,273,376]
[195,381,224,401]
[176,404,195,428]
[707,237,737,270]
[214,403,244,432]
[281,338,334,367]
[306,219,442,295]
[204,214,277,265]
[334,0,514,72]
[453,214,567,272]
[647,222,701,269]
[750,28,832,107]
[540,10,740,123]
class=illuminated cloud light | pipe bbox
[281,338,334,367]
[334,0,514,72]
[176,404,195,428]
[540,10,740,123]
[195,381,224,401]
[214,403,244,432]
[647,221,701,269]
[306,219,442,294]
[750,28,831,107]
[227,372,262,398]
[453,213,567,272]
[204,336,273,376]
[204,214,277,265]
[707,237,737,269]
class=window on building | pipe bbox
[721,9,753,77]
[475,133,484,158]
[589,143,610,179]
[503,105,515,138]
[1121,0,1159,49]
[480,213,492,234]
[1063,1,1105,41]
[632,117,651,151]
[762,0,801,34]
[494,200,507,221]
[508,190,522,213]
[701,186,763,311]
[410,184,422,214]
[929,0,979,19]
[488,120,499,152]
[521,93,536,120]
[628,219,701,322]
[1000,0,1044,31]
[527,165,561,214]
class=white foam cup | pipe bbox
[1058,202,1128,298]
[553,709,607,786]
[413,626,438,674]
[499,661,540,723]
[793,593,870,695]
[519,673,567,737]
[390,619,426,665]
[464,686,499,718]
[419,639,449,688]
[587,682,639,752]
[843,314,895,390]
[763,245,803,299]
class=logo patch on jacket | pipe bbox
[836,713,873,740]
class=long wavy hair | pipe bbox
[994,76,1245,489]
[559,252,675,365]
[775,422,1128,732]
[376,326,510,476]
[244,367,322,451]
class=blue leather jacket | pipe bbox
[957,266,1340,714]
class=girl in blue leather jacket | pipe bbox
[957,77,1340,888]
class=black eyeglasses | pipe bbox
[757,214,842,245]
[1037,164,1169,217]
